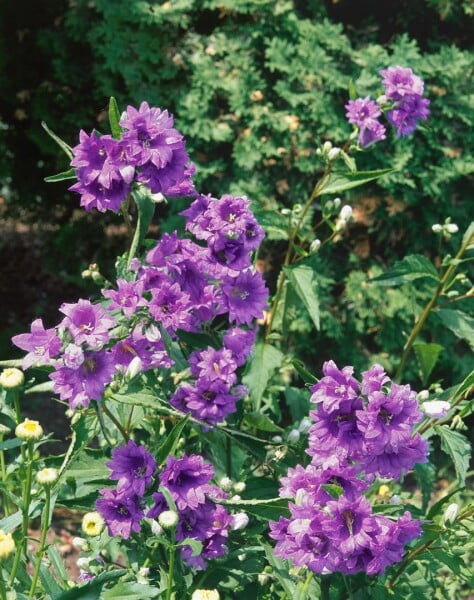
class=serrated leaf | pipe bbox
[413,342,443,385]
[369,254,440,286]
[41,121,73,160]
[243,411,282,432]
[108,97,122,140]
[457,370,474,419]
[284,264,320,330]
[154,414,190,466]
[102,582,160,599]
[319,168,393,196]
[434,425,471,487]
[242,342,283,411]
[436,309,474,350]
[44,168,77,183]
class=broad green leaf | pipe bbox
[0,359,23,367]
[369,254,440,286]
[108,96,122,139]
[413,342,443,385]
[436,309,474,350]
[318,168,393,196]
[51,569,127,599]
[154,414,190,466]
[434,425,471,487]
[47,545,70,585]
[158,324,188,372]
[242,342,283,411]
[0,438,22,451]
[263,543,297,596]
[44,168,76,183]
[221,497,290,521]
[425,488,461,520]
[111,390,162,409]
[41,121,73,160]
[102,582,160,599]
[38,558,63,596]
[428,548,471,580]
[284,263,320,330]
[414,462,437,512]
[243,411,283,433]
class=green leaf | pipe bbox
[321,483,344,499]
[24,381,55,395]
[158,324,188,372]
[41,121,73,160]
[108,97,122,139]
[263,543,297,596]
[102,582,160,599]
[462,220,474,250]
[0,359,24,367]
[111,390,162,410]
[414,462,437,512]
[456,370,474,418]
[177,537,203,557]
[128,185,157,267]
[221,497,290,521]
[44,168,77,183]
[284,263,320,330]
[413,342,443,385]
[243,411,283,433]
[291,359,318,384]
[242,342,283,411]
[0,438,22,451]
[428,548,471,580]
[369,254,440,286]
[319,168,393,196]
[51,569,127,599]
[348,79,358,100]
[154,414,190,466]
[436,309,474,350]
[434,425,471,487]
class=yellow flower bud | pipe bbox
[81,512,105,537]
[191,590,220,600]
[0,530,15,561]
[36,468,59,487]
[0,368,24,389]
[15,418,43,441]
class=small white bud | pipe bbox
[309,239,321,253]
[158,510,179,529]
[339,205,353,222]
[327,147,341,161]
[417,389,430,401]
[333,197,342,211]
[287,429,300,444]
[229,494,242,502]
[322,141,333,153]
[76,557,92,570]
[138,566,150,578]
[445,223,459,234]
[231,512,249,531]
[0,368,24,389]
[125,356,142,381]
[191,590,220,600]
[72,537,88,551]
[422,400,451,419]
[271,435,283,444]
[298,417,312,433]
[145,325,161,342]
[390,494,402,505]
[280,208,291,216]
[219,476,233,492]
[149,519,164,536]
[151,192,166,204]
[233,481,246,494]
[376,94,388,106]
[432,224,443,233]
[443,503,459,525]
[258,572,270,586]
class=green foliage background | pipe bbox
[0,0,472,384]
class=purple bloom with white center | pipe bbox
[222,269,268,326]
[59,299,115,349]
[12,318,61,369]
[120,102,189,194]
[345,96,381,128]
[170,380,242,424]
[380,66,424,101]
[387,94,430,137]
[102,279,145,318]
[310,360,359,412]
[223,327,257,366]
[159,454,215,511]
[49,349,116,410]
[106,440,156,496]
[147,279,193,333]
[323,495,374,556]
[96,488,143,539]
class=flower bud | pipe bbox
[158,510,179,529]
[421,400,450,419]
[445,223,459,234]
[432,223,443,233]
[0,367,24,389]
[219,476,233,492]
[72,537,88,551]
[82,512,105,537]
[271,435,283,444]
[36,467,58,487]
[298,417,312,433]
[376,94,388,106]
[138,566,150,578]
[322,141,333,153]
[77,557,92,570]
[390,494,402,505]
[231,512,249,531]
[310,239,321,253]
[125,356,142,381]
[327,147,341,161]
[287,429,300,444]
[191,590,220,600]
[0,530,15,561]
[339,205,353,222]
[148,519,164,536]
[417,389,430,401]
[233,481,246,494]
[443,503,459,525]
[333,197,342,211]
[151,192,166,204]
[15,418,43,441]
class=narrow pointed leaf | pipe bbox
[319,168,393,196]
[284,263,320,330]
[41,121,73,160]
[108,96,122,140]
[44,168,76,183]
[369,254,440,286]
[413,342,443,385]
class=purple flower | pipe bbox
[49,349,116,410]
[345,97,381,127]
[147,279,193,333]
[310,360,360,412]
[170,380,242,424]
[380,66,424,101]
[361,363,390,395]
[323,495,374,556]
[222,270,268,326]
[96,488,143,539]
[12,318,61,369]
[159,454,215,511]
[358,119,387,147]
[189,347,238,387]
[223,327,257,366]
[59,299,115,349]
[386,94,430,137]
[120,102,189,194]
[102,279,145,318]
[361,433,429,479]
[106,440,156,496]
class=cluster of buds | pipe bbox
[432,218,459,239]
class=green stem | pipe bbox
[121,200,134,240]
[29,487,51,597]
[10,442,34,585]
[296,569,314,599]
[226,436,232,478]
[0,574,7,600]
[166,530,176,600]
[265,170,331,339]
[394,230,474,382]
[101,403,130,443]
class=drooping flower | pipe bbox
[222,270,268,326]
[12,318,61,369]
[106,440,156,496]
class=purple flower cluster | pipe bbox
[97,448,233,570]
[269,361,428,576]
[13,189,266,421]
[69,102,194,213]
[346,66,430,147]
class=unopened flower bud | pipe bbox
[229,494,241,502]
[422,400,450,419]
[327,147,341,161]
[417,389,430,401]
[445,223,459,234]
[191,589,220,600]
[390,494,402,505]
[149,519,163,536]
[443,503,459,526]
[138,566,150,578]
[16,418,43,441]
[77,557,92,570]
[432,223,443,233]
[271,435,283,444]
[72,537,88,551]
[125,356,142,381]
[151,192,166,204]
[0,368,24,389]
[298,417,312,433]
[82,512,105,537]
[376,94,388,106]
[233,481,246,494]
[333,197,342,211]
[158,510,179,529]
[322,141,333,153]
[231,512,249,531]
[339,205,353,222]
[36,467,58,487]
[0,530,15,561]
[287,429,300,444]
[145,325,161,342]
[280,208,291,216]
[219,476,233,492]
[310,239,321,253]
